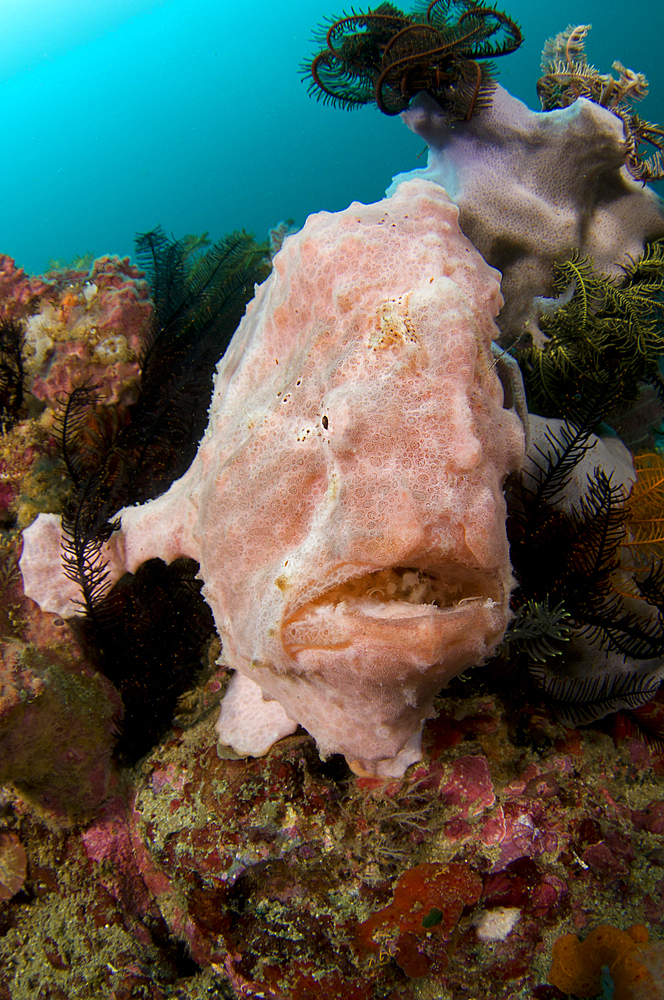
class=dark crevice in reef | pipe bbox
[68,557,216,764]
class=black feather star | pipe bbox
[506,411,664,726]
[75,557,216,764]
[57,227,270,762]
[502,237,664,726]
[302,0,522,119]
[125,225,272,506]
[529,660,664,726]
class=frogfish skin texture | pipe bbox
[20,179,525,777]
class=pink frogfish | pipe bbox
[20,179,525,777]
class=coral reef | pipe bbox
[23,229,269,764]
[5,5,664,997]
[4,683,664,998]
[0,256,50,324]
[0,254,152,825]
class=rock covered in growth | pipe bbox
[67,687,664,999]
[0,253,150,428]
[20,179,525,776]
[0,255,50,324]
[23,255,152,414]
[395,86,664,343]
[0,255,160,826]
[0,532,121,824]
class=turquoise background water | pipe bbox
[0,0,660,274]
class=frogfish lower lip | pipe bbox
[282,564,505,658]
[272,564,507,771]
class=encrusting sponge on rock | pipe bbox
[20,178,526,776]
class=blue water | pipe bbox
[0,0,661,274]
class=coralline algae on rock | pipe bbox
[20,178,525,776]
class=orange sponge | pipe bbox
[548,924,657,999]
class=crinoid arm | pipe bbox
[622,114,664,181]
[529,661,664,726]
[622,454,664,573]
[636,559,664,610]
[536,22,661,181]
[540,23,592,72]
[537,22,648,113]
[508,437,664,726]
